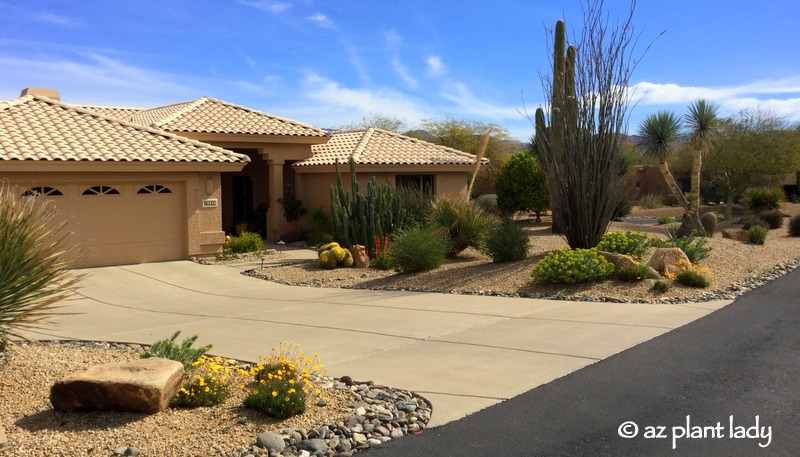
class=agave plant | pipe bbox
[427,195,494,257]
[0,182,82,342]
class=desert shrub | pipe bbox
[427,196,493,257]
[244,341,326,419]
[639,193,663,209]
[742,186,784,213]
[0,183,82,342]
[740,214,765,230]
[665,234,711,263]
[611,194,632,221]
[700,212,717,236]
[532,248,615,284]
[226,231,262,253]
[657,215,673,225]
[495,151,549,219]
[141,331,213,370]
[760,209,784,230]
[394,187,433,229]
[747,225,768,245]
[789,215,800,236]
[483,218,529,263]
[172,356,247,408]
[676,269,711,288]
[651,280,671,294]
[306,209,333,247]
[473,194,501,216]
[616,264,652,282]
[596,231,650,259]
[390,227,447,273]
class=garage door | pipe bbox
[23,182,186,268]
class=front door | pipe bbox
[232,176,254,226]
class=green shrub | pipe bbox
[747,224,768,245]
[226,231,262,253]
[306,209,333,247]
[665,234,711,263]
[141,330,213,370]
[483,219,529,263]
[611,194,632,221]
[473,194,501,216]
[427,196,493,257]
[495,151,549,219]
[0,183,83,342]
[596,231,650,259]
[657,215,673,225]
[740,214,765,230]
[390,227,447,273]
[676,269,710,288]
[532,248,615,284]
[639,193,663,209]
[760,209,784,230]
[789,215,800,237]
[700,212,717,236]
[742,186,784,213]
[651,280,671,294]
[172,356,247,408]
[616,264,652,282]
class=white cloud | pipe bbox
[308,13,336,30]
[238,1,291,14]
[392,58,418,89]
[426,56,445,77]
[383,29,402,51]
[439,81,523,120]
[35,12,79,27]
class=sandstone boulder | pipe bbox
[598,251,660,279]
[350,245,370,268]
[722,228,749,242]
[647,247,691,276]
[50,358,184,414]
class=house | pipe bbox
[1,88,486,268]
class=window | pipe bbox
[137,184,172,194]
[82,185,120,195]
[21,186,63,197]
[396,175,434,195]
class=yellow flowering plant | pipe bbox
[172,355,248,408]
[243,341,327,419]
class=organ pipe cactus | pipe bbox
[329,158,406,255]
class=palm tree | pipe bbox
[637,111,688,210]
[681,99,720,236]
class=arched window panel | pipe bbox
[137,184,172,194]
[21,186,63,197]
[82,185,120,195]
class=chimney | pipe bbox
[20,87,60,101]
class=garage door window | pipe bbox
[21,186,63,197]
[82,185,120,195]
[137,184,173,194]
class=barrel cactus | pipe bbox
[317,242,354,269]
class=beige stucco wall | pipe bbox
[1,169,228,266]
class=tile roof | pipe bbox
[73,105,144,120]
[0,95,249,164]
[295,128,489,167]
[125,97,329,137]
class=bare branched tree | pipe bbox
[535,0,648,249]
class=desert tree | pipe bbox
[636,110,687,208]
[339,113,407,133]
[534,0,647,249]
[681,99,720,235]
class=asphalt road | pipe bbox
[366,267,800,456]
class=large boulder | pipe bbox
[50,358,184,414]
[647,247,691,276]
[350,245,370,268]
[597,251,660,279]
[722,228,749,242]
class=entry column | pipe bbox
[267,158,284,242]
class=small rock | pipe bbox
[237,416,248,425]
[256,432,286,452]
[125,447,140,456]
[316,398,328,407]
[367,438,382,446]
[297,438,328,454]
[339,375,354,386]
[113,446,128,456]
[352,433,367,444]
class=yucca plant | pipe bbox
[0,183,82,343]
[427,196,494,257]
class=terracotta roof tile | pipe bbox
[126,97,329,137]
[73,105,144,120]
[0,95,249,164]
[296,128,488,167]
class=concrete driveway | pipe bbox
[28,260,732,427]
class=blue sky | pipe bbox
[1,0,799,142]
